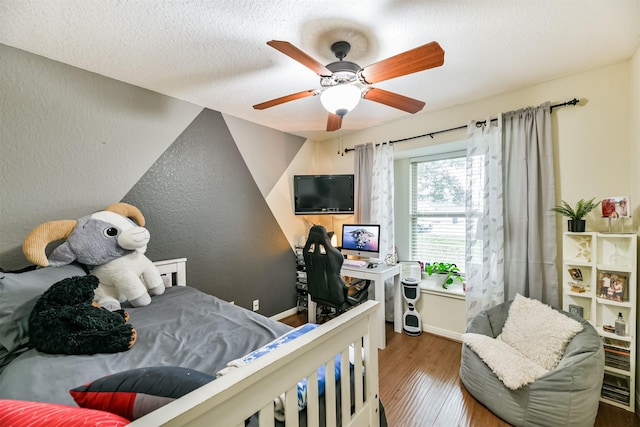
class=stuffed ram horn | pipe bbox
[23,203,165,311]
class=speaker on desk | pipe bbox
[402,277,422,336]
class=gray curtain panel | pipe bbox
[502,102,558,307]
[354,143,374,223]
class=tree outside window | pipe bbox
[410,152,466,272]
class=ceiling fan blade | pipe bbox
[363,87,425,113]
[267,40,332,76]
[326,113,342,132]
[253,90,317,110]
[360,41,444,84]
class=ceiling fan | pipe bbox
[253,39,445,131]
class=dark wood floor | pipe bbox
[281,312,639,427]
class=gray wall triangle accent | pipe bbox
[0,44,202,269]
[223,113,306,198]
[123,109,296,315]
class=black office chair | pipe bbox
[303,225,370,322]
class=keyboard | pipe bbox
[343,259,367,268]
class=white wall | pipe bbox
[265,138,324,249]
[630,46,640,224]
[317,61,633,231]
[312,58,636,309]
[632,41,640,425]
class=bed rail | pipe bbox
[154,258,187,286]
[130,300,381,427]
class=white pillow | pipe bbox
[462,332,548,390]
[499,294,583,371]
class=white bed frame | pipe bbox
[129,258,381,427]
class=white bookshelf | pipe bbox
[562,232,637,412]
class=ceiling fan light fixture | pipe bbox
[320,84,361,117]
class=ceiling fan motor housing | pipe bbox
[330,41,351,60]
[323,41,361,87]
[322,61,361,88]
[326,61,360,74]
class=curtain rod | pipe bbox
[343,97,580,153]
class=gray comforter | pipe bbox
[0,285,388,426]
[0,286,292,406]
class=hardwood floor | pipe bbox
[281,312,639,427]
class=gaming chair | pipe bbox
[303,225,369,319]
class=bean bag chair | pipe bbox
[460,296,604,427]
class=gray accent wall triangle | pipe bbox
[223,113,305,198]
[123,109,296,315]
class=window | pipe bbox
[410,150,467,272]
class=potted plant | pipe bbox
[550,197,600,232]
[425,262,464,289]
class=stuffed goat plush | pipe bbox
[23,203,165,311]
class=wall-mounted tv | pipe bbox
[293,174,354,215]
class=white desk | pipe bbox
[307,263,402,349]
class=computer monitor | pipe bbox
[341,224,381,259]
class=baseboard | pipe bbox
[271,307,465,343]
[423,325,462,342]
[270,306,299,321]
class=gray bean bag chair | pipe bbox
[460,299,604,427]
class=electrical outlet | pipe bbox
[252,299,259,311]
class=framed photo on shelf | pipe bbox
[598,271,627,302]
[601,196,630,219]
[568,304,584,318]
[568,267,583,281]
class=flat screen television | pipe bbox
[341,224,381,259]
[293,174,354,215]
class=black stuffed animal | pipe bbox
[29,275,137,355]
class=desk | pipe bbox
[307,263,402,349]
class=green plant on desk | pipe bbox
[425,262,463,289]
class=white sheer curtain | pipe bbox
[354,142,395,254]
[354,142,395,320]
[465,118,505,323]
[502,102,558,306]
[371,143,395,264]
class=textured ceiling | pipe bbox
[1,0,639,141]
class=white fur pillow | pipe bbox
[499,294,583,371]
[462,333,548,389]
